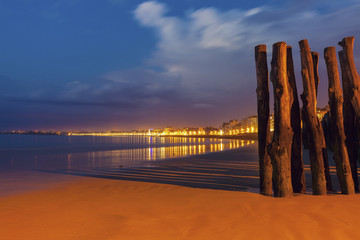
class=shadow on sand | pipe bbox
[36,146,262,192]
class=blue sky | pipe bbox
[1,0,360,130]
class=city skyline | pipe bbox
[1,0,360,131]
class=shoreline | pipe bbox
[1,132,259,140]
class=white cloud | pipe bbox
[134,2,265,52]
[190,8,245,50]
[134,1,168,26]
[132,1,360,110]
[132,1,274,106]
[135,1,184,55]
[244,7,263,17]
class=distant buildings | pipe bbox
[221,115,260,135]
[6,106,329,137]
[219,105,329,135]
[1,130,68,136]
[149,127,209,136]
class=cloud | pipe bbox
[134,1,267,52]
[189,8,246,50]
[134,1,168,25]
[132,1,360,111]
[2,97,136,108]
[3,68,182,110]
[3,0,360,130]
[133,1,271,105]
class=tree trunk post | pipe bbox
[312,51,333,191]
[268,42,294,197]
[338,37,360,119]
[338,48,360,192]
[255,44,273,196]
[299,39,327,195]
[287,46,306,193]
[338,37,360,192]
[324,47,355,195]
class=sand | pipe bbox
[1,146,360,240]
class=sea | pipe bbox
[0,134,255,172]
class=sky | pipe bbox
[1,0,360,131]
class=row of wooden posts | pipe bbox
[255,36,360,197]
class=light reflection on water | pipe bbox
[0,135,255,171]
[65,139,255,169]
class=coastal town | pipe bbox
[2,106,329,137]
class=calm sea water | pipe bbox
[0,135,254,172]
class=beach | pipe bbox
[1,146,360,239]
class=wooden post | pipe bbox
[255,44,273,196]
[312,51,333,191]
[312,52,320,96]
[338,49,360,192]
[299,39,327,195]
[287,46,306,193]
[324,47,355,194]
[338,37,360,118]
[268,42,293,197]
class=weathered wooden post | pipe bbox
[299,39,327,195]
[287,46,306,193]
[268,42,293,197]
[312,51,333,192]
[255,44,273,196]
[324,47,355,194]
[312,52,320,96]
[338,37,360,192]
[338,37,360,118]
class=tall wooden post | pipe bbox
[268,42,294,197]
[312,51,333,192]
[338,37,360,192]
[255,44,273,196]
[324,47,355,195]
[299,39,327,195]
[338,37,360,118]
[287,46,306,193]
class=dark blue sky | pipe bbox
[1,0,360,131]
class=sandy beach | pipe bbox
[1,146,360,240]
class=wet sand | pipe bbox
[1,145,360,239]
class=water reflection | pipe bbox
[0,135,256,171]
[68,139,255,169]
